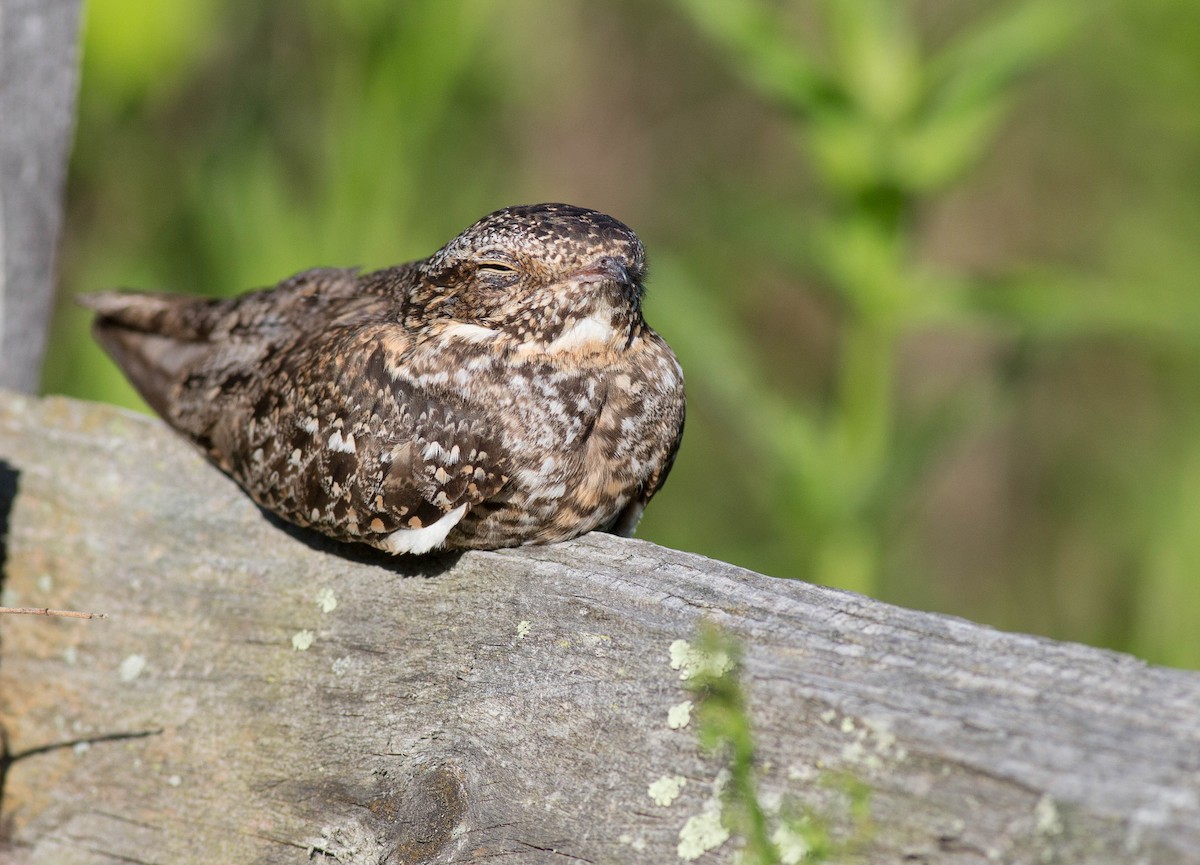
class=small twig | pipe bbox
[0,606,107,620]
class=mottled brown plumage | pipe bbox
[82,204,685,554]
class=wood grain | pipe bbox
[0,0,81,392]
[1,392,1198,863]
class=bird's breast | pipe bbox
[449,338,683,548]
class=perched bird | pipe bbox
[82,203,685,554]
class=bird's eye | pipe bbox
[475,259,519,286]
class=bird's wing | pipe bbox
[193,325,510,553]
[84,269,508,553]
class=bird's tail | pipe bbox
[78,291,215,419]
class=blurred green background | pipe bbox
[45,0,1200,667]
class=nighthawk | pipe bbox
[83,203,685,554]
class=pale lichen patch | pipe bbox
[618,833,647,853]
[772,823,812,865]
[669,638,733,681]
[841,740,876,769]
[119,654,147,682]
[314,587,337,613]
[677,804,729,861]
[292,630,315,651]
[863,716,904,759]
[517,620,531,639]
[829,711,907,773]
[1035,794,1063,837]
[649,775,687,806]
[667,700,693,730]
[786,763,818,782]
[677,770,731,861]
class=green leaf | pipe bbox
[925,0,1084,117]
[806,109,884,194]
[672,0,837,114]
[651,255,827,498]
[824,0,922,122]
[962,268,1200,342]
[892,96,1008,190]
[82,0,219,106]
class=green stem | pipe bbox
[812,519,880,596]
[810,206,905,595]
[837,313,896,484]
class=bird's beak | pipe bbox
[571,256,632,287]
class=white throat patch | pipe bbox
[543,312,615,354]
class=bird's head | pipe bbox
[410,203,648,353]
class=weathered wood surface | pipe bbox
[0,0,82,393]
[0,392,1198,864]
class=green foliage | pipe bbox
[48,0,1200,668]
[668,0,1085,595]
[49,0,510,409]
[685,625,873,863]
[686,626,776,862]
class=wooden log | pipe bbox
[1,391,1198,863]
[0,0,82,393]
[0,0,82,394]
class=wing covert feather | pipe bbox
[208,329,509,549]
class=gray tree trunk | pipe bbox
[0,0,82,392]
[1,391,1198,864]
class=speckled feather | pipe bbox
[82,204,685,553]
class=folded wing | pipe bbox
[82,271,508,553]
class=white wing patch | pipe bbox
[443,322,500,343]
[382,503,468,555]
[327,430,356,453]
